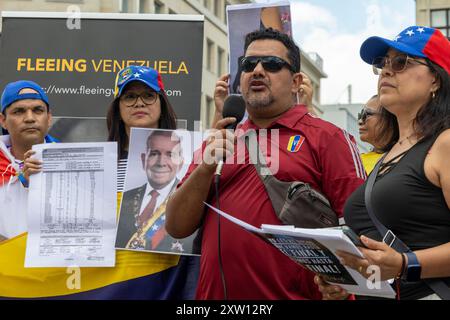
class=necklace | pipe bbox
[397,134,415,145]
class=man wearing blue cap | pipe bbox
[0,80,56,239]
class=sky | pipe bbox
[255,0,416,105]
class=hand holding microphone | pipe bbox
[202,118,236,174]
[201,95,246,175]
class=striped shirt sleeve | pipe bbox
[319,129,366,217]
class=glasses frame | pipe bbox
[120,91,159,107]
[358,108,378,123]
[240,55,296,73]
[372,54,429,75]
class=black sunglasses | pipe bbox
[372,54,429,75]
[240,56,296,73]
[358,108,378,123]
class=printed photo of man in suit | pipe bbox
[116,130,196,254]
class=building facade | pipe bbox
[302,51,327,115]
[0,0,326,128]
[416,0,450,36]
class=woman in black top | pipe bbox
[316,26,450,300]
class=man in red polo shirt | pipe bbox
[166,28,365,300]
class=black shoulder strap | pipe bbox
[364,154,450,300]
[364,154,409,252]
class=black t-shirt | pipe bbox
[344,135,450,300]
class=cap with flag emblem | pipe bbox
[114,65,165,98]
[360,26,450,75]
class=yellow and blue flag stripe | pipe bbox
[287,135,305,153]
[0,233,199,299]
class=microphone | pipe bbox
[215,94,246,176]
[222,94,246,130]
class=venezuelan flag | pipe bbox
[0,233,199,300]
[287,135,305,153]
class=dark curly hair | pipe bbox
[244,27,301,73]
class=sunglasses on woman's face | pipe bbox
[358,108,378,123]
[240,55,296,73]
[372,54,429,75]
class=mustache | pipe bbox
[249,77,270,86]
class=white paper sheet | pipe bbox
[25,142,117,267]
[206,203,396,299]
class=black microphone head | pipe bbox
[222,94,246,130]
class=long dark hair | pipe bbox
[106,88,177,159]
[377,60,450,152]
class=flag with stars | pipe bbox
[360,25,450,75]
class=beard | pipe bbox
[245,91,274,109]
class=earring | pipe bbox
[432,91,436,99]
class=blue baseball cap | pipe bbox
[1,80,50,113]
[360,26,450,75]
[114,65,165,98]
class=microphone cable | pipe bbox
[212,94,245,300]
[214,163,228,300]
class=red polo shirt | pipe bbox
[180,105,365,300]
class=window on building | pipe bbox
[206,96,214,127]
[217,47,225,76]
[139,0,150,13]
[206,39,214,71]
[154,0,164,14]
[121,0,129,13]
[224,1,230,24]
[204,0,211,11]
[214,0,221,18]
[431,9,449,36]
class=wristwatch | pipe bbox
[402,252,422,282]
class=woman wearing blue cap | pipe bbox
[106,65,199,300]
[316,26,450,300]
[107,65,177,160]
[107,65,177,195]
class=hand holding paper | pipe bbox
[205,202,396,299]
[337,235,404,281]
